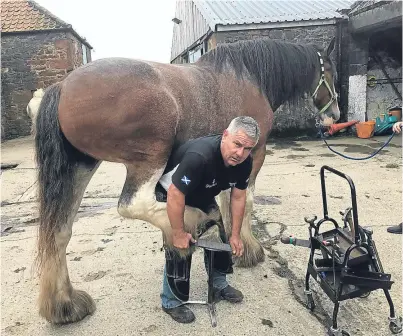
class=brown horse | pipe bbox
[34,37,340,324]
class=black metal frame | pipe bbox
[185,243,232,327]
[206,249,217,326]
[300,166,400,335]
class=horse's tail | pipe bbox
[34,83,79,272]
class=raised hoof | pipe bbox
[40,289,96,324]
[235,241,265,268]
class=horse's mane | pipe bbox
[198,38,322,110]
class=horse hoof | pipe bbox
[235,242,265,267]
[40,289,96,324]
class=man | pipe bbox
[157,116,260,323]
[387,121,402,234]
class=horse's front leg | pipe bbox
[218,145,266,267]
[218,183,264,267]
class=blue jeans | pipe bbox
[161,253,229,309]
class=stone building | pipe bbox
[170,0,402,135]
[170,0,354,136]
[347,0,402,122]
[1,0,92,140]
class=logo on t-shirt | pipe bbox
[205,179,217,188]
[229,182,237,188]
[181,176,191,185]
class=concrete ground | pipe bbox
[1,134,402,336]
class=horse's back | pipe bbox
[56,57,271,163]
[63,58,165,90]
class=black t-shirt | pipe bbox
[158,135,252,211]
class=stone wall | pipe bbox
[366,53,402,120]
[347,1,402,122]
[347,33,402,122]
[1,31,89,140]
[215,24,346,136]
[347,36,369,121]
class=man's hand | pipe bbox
[172,230,195,249]
[392,121,403,134]
[229,235,244,257]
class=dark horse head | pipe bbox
[310,38,340,126]
[199,37,340,126]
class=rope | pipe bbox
[318,126,397,161]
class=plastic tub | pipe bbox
[356,121,375,139]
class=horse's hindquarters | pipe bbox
[57,60,179,164]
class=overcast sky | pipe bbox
[35,0,177,63]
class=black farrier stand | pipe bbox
[281,165,402,336]
[185,240,232,327]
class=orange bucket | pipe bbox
[356,121,375,139]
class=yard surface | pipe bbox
[1,134,402,336]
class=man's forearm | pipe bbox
[167,185,186,232]
[230,190,246,237]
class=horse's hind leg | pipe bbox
[118,164,219,251]
[38,161,100,324]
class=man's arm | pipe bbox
[229,187,247,257]
[167,182,186,232]
[167,152,204,249]
[167,183,195,249]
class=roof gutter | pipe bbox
[1,27,93,49]
[215,18,344,32]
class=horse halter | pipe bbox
[311,51,337,116]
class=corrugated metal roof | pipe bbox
[349,0,386,15]
[194,1,355,28]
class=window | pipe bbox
[204,40,209,53]
[188,45,203,63]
